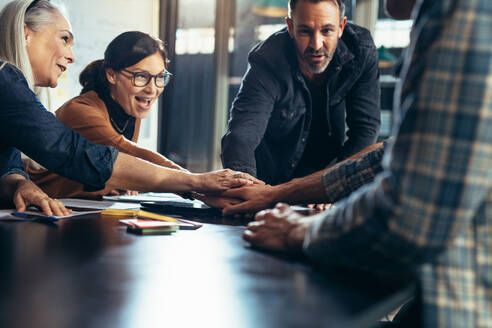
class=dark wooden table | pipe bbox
[0,213,414,328]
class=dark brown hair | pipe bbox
[79,31,167,94]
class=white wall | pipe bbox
[0,0,160,151]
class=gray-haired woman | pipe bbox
[0,0,260,215]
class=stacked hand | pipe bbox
[220,184,276,214]
[191,170,264,210]
[194,169,264,194]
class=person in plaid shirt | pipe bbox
[242,0,492,326]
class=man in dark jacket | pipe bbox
[221,0,380,185]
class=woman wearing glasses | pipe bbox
[27,31,198,198]
[0,0,258,215]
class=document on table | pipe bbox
[102,192,186,203]
[0,198,139,222]
[60,198,139,211]
[0,208,100,221]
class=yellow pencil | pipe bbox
[101,209,178,223]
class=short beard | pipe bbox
[301,48,333,74]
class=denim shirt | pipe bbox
[0,62,118,191]
[221,24,381,185]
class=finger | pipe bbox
[220,188,247,199]
[13,192,27,213]
[241,173,265,185]
[232,178,254,187]
[51,199,70,216]
[246,221,263,231]
[242,229,257,243]
[111,189,121,196]
[254,208,271,220]
[38,198,53,216]
[57,198,72,216]
[273,203,291,214]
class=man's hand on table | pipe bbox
[243,203,317,254]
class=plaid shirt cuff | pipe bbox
[321,142,386,203]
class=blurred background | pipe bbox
[0,0,412,172]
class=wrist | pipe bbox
[285,223,308,254]
[271,180,298,205]
[187,173,201,191]
[2,174,27,188]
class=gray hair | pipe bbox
[0,0,67,91]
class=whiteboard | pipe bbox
[0,0,160,151]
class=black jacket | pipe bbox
[221,24,381,185]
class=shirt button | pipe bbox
[336,66,341,71]
[301,138,306,142]
[291,163,296,168]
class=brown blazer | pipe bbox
[27,91,176,198]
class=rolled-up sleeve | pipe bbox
[0,147,29,181]
[322,142,386,203]
[0,64,118,191]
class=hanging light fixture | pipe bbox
[252,0,288,18]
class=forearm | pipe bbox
[323,142,385,203]
[271,143,385,205]
[269,170,327,205]
[123,143,188,172]
[107,153,197,192]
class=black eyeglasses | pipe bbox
[120,69,172,88]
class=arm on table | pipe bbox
[246,1,491,276]
[222,142,386,215]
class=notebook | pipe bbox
[139,201,222,217]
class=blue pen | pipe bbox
[12,212,60,223]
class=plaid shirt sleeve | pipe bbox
[304,0,492,276]
[322,141,386,203]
